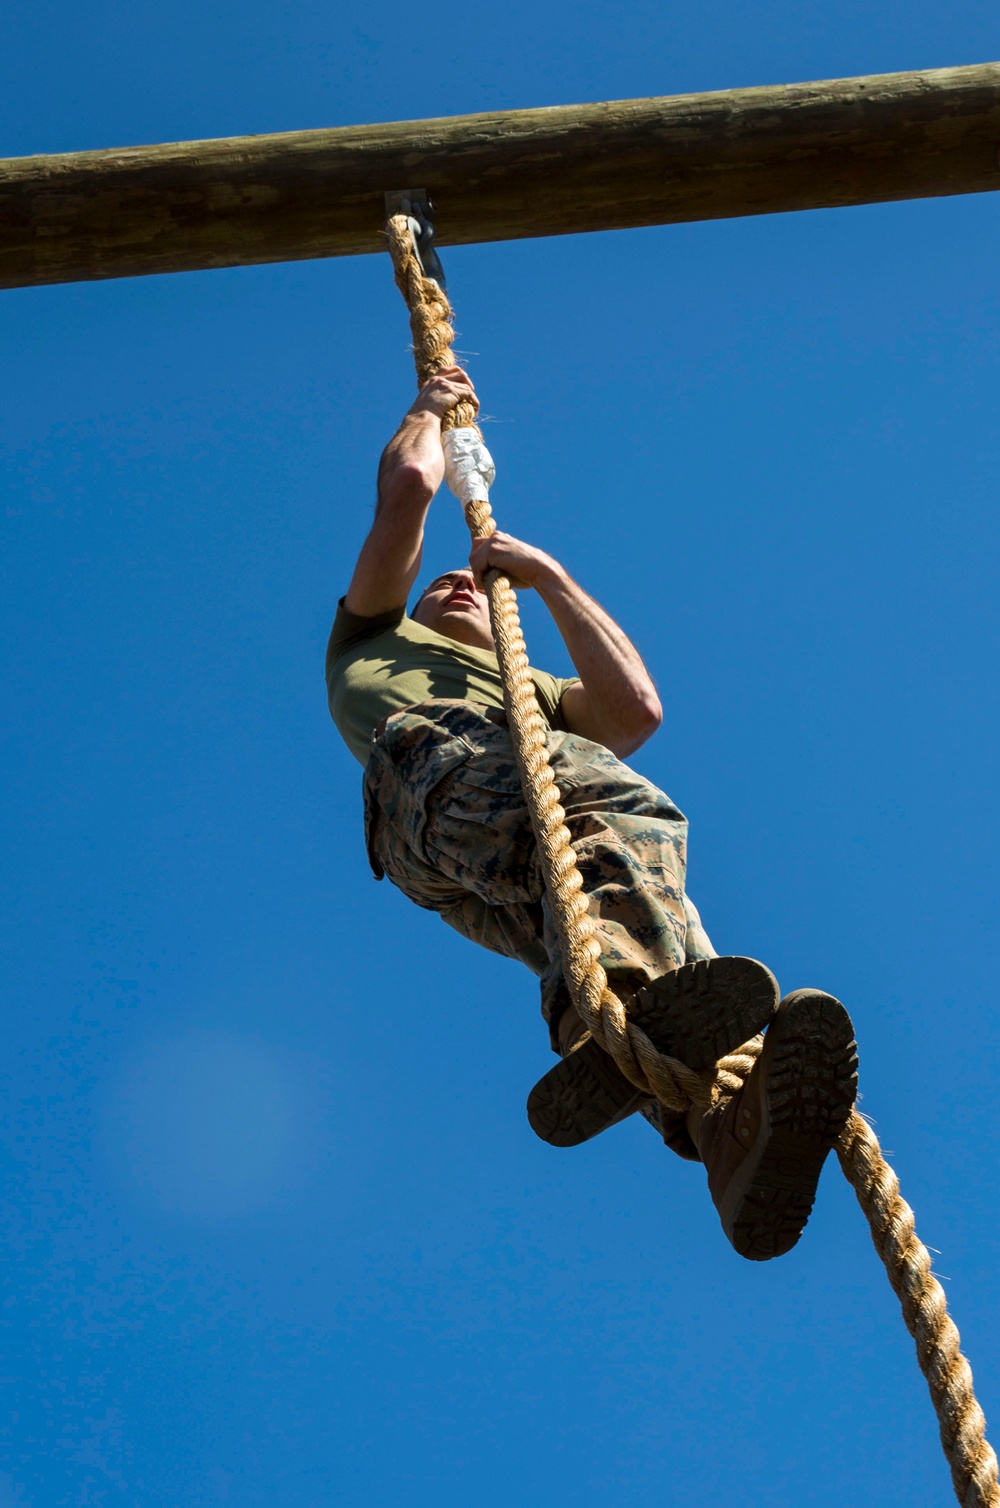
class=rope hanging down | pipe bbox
[384,211,999,1508]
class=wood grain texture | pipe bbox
[2,63,999,289]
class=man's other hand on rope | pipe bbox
[467,530,662,757]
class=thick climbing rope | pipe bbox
[385,212,999,1506]
[388,211,735,1116]
[838,1111,999,1506]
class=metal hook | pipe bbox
[384,188,447,289]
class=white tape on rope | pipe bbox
[442,427,496,505]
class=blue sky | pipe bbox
[2,2,999,1504]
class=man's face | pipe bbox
[412,569,494,651]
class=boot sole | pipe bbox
[724,989,859,1262]
[527,956,780,1148]
[526,1037,649,1149]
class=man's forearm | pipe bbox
[467,530,662,756]
[376,411,441,513]
[534,561,662,754]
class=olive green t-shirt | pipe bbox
[325,600,580,765]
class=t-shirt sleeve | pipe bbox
[326,598,406,676]
[531,670,581,733]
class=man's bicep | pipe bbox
[344,514,420,617]
[556,682,653,758]
[344,532,409,616]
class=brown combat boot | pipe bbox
[526,956,781,1148]
[689,988,858,1261]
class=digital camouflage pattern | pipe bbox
[363,700,717,1156]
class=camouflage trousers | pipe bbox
[363,700,717,1047]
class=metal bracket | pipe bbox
[384,188,446,289]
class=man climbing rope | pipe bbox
[327,364,858,1262]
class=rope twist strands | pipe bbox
[385,216,1000,1506]
[386,212,719,1114]
[837,1111,1000,1507]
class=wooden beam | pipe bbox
[2,63,999,290]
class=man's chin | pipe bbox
[433,613,493,649]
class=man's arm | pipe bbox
[344,367,478,617]
[469,532,662,758]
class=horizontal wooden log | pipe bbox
[2,63,999,290]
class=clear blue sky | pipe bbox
[2,3,999,1504]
